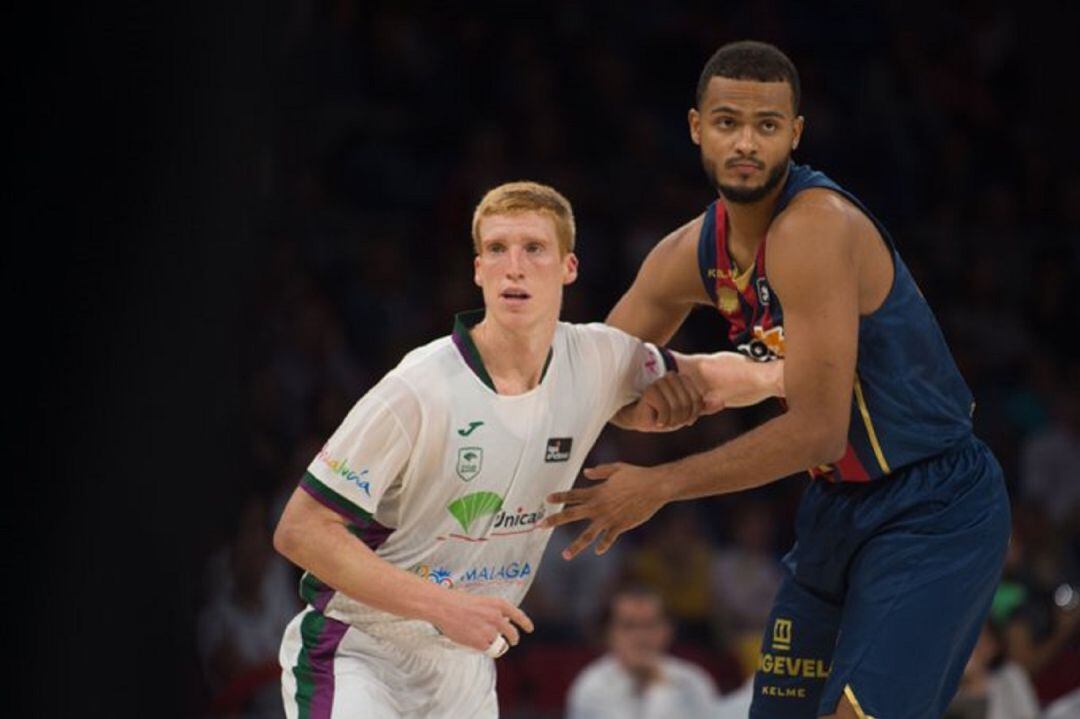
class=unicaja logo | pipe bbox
[447,492,504,533]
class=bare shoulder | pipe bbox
[635,212,709,304]
[772,189,861,245]
[765,189,863,294]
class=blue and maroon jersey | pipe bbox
[697,163,975,482]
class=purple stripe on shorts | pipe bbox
[309,617,349,719]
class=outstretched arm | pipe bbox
[274,485,533,652]
[675,350,785,409]
[611,352,784,432]
[544,196,861,557]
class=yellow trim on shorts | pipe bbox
[843,684,877,719]
[853,375,891,474]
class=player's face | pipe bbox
[474,211,578,329]
[689,77,804,204]
[608,596,671,671]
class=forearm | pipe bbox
[655,410,840,501]
[275,512,447,624]
[673,351,784,407]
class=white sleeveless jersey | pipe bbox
[299,313,668,636]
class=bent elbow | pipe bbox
[804,426,848,467]
[272,520,299,560]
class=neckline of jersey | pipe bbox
[719,161,798,284]
[451,309,554,394]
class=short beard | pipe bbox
[704,154,790,205]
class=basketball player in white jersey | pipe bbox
[273,181,784,718]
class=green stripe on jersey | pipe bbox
[301,472,373,523]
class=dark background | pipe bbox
[17,1,1078,716]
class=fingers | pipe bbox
[539,505,589,529]
[672,373,704,426]
[685,374,704,422]
[547,487,595,505]
[650,379,676,427]
[504,601,534,634]
[562,521,602,560]
[582,463,619,480]
[498,615,520,646]
[595,526,624,555]
[646,375,705,429]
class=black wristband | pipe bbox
[658,346,678,373]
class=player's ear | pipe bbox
[688,108,701,145]
[792,115,805,151]
[562,252,578,286]
[474,254,482,287]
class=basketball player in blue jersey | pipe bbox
[542,41,1011,719]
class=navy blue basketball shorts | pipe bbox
[750,436,1010,718]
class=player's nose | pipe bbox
[505,247,526,277]
[734,124,757,153]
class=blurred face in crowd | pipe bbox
[607,593,672,673]
[474,210,578,331]
[689,76,804,204]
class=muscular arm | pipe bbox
[609,214,770,431]
[674,350,785,408]
[545,197,862,556]
[274,487,532,650]
[606,215,710,344]
[656,198,859,498]
[611,351,784,432]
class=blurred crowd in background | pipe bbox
[190,1,1078,716]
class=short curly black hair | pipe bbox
[696,40,800,113]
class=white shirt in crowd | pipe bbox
[567,654,752,719]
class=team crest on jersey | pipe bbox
[545,437,572,462]
[456,447,483,481]
[716,286,741,315]
[756,277,771,306]
[738,325,786,361]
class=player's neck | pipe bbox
[469,314,557,395]
[722,180,785,270]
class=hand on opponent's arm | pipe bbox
[611,352,785,432]
[544,196,861,559]
[274,487,533,652]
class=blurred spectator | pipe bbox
[1019,371,1080,525]
[945,623,1040,719]
[629,506,716,643]
[990,535,1080,702]
[1044,687,1080,719]
[566,586,732,719]
[198,495,299,716]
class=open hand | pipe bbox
[540,462,669,559]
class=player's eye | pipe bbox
[761,120,778,132]
[716,117,735,129]
[487,243,506,254]
[526,243,544,254]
